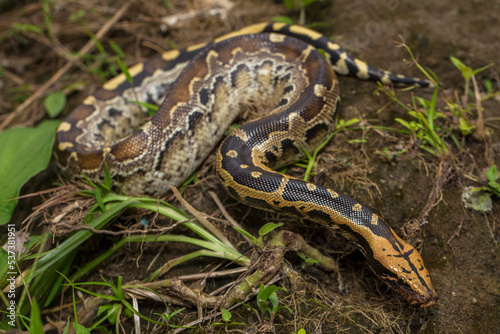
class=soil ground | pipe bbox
[0,0,499,333]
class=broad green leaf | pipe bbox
[44,91,66,118]
[0,121,60,225]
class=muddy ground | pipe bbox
[0,0,499,333]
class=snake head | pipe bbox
[378,271,439,308]
[367,235,439,308]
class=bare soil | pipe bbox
[1,0,499,333]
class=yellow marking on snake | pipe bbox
[269,33,286,43]
[352,203,362,212]
[251,171,262,178]
[328,42,340,50]
[226,150,238,158]
[187,42,208,52]
[57,121,72,132]
[162,49,181,61]
[354,59,370,80]
[83,95,97,105]
[290,25,322,40]
[327,189,339,198]
[306,183,317,191]
[58,142,73,150]
[271,22,287,31]
[104,63,144,90]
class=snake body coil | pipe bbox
[55,22,438,307]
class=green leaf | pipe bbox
[297,253,321,266]
[109,40,125,58]
[450,56,471,80]
[486,165,498,183]
[169,307,186,319]
[343,118,360,127]
[221,308,231,322]
[394,118,414,131]
[29,299,44,333]
[257,284,286,302]
[74,323,92,334]
[0,121,60,225]
[12,22,43,35]
[471,63,493,76]
[458,117,475,135]
[44,91,66,118]
[272,16,295,25]
[269,292,279,310]
[234,227,258,244]
[258,222,283,236]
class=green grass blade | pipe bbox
[29,299,43,334]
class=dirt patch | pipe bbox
[1,0,499,333]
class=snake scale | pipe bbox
[55,22,438,307]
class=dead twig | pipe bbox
[402,158,455,246]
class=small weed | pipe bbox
[376,147,408,162]
[234,222,283,249]
[297,252,322,268]
[377,40,451,157]
[450,56,493,101]
[387,84,452,158]
[292,329,307,334]
[476,165,500,198]
[158,307,187,332]
[60,275,170,332]
[379,42,497,161]
[255,284,292,325]
[211,308,246,328]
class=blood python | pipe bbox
[55,22,438,307]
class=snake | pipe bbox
[55,22,438,308]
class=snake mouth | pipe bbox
[395,284,439,308]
